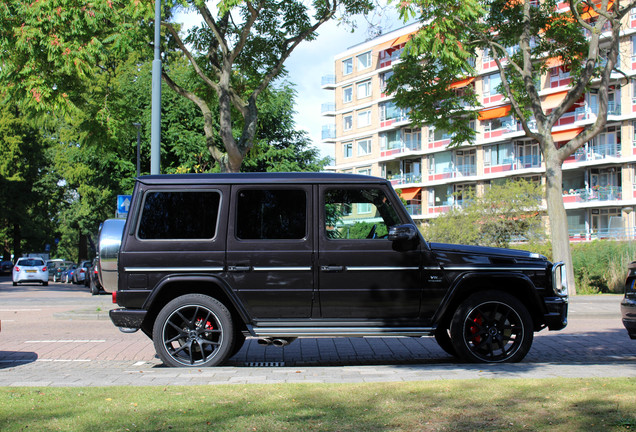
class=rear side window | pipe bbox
[236,189,306,240]
[138,191,221,240]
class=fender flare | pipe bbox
[433,271,546,327]
[142,274,251,325]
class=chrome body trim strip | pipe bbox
[124,267,224,272]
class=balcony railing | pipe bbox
[575,102,622,121]
[389,173,422,186]
[322,125,336,140]
[569,227,636,242]
[321,75,336,86]
[574,142,621,162]
[321,102,336,114]
[514,154,542,169]
[562,186,622,203]
[405,204,422,216]
[381,140,422,157]
[429,164,477,180]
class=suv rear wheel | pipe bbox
[152,294,235,367]
[450,291,533,363]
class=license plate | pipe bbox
[26,270,36,273]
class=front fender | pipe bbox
[433,271,546,327]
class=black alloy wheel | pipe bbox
[153,294,235,367]
[450,291,533,363]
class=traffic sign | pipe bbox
[117,195,132,217]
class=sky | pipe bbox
[175,4,404,160]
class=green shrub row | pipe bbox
[516,240,636,294]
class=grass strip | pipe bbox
[0,377,635,431]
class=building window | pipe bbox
[483,73,502,98]
[342,58,353,75]
[343,114,353,131]
[357,80,372,99]
[358,138,372,156]
[380,71,393,94]
[357,51,372,70]
[343,86,353,103]
[357,110,371,128]
[343,142,353,158]
[484,143,513,167]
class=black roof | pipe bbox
[137,172,390,186]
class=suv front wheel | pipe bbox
[450,290,533,363]
[152,294,235,367]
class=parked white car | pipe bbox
[12,257,49,286]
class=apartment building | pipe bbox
[321,8,636,241]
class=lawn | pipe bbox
[1,378,635,431]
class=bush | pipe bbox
[507,240,634,294]
[570,241,636,294]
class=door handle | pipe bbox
[321,265,344,272]
[228,265,251,272]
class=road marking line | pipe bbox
[24,340,106,343]
[37,359,92,362]
[0,309,42,312]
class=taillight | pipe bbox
[42,266,47,271]
[79,269,85,273]
[14,266,20,272]
[112,291,117,304]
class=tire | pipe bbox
[152,294,235,367]
[53,275,57,282]
[90,279,99,295]
[450,290,533,363]
[43,281,48,286]
[12,282,17,286]
[434,327,457,357]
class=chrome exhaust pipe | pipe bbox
[272,337,297,347]
[257,338,272,346]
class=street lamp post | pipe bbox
[150,0,162,175]
[133,122,141,177]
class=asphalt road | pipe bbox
[1,275,635,386]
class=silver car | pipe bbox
[12,258,49,286]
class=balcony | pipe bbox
[389,173,422,186]
[562,186,622,204]
[575,102,622,121]
[321,75,336,89]
[321,102,336,115]
[574,142,621,162]
[322,124,336,140]
[514,154,542,169]
[429,164,477,181]
[569,227,636,242]
[405,203,422,216]
[380,140,422,158]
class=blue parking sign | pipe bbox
[117,195,132,215]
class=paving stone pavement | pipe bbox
[1,292,635,386]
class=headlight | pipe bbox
[552,262,568,297]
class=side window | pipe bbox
[236,189,306,240]
[324,188,401,240]
[137,191,221,240]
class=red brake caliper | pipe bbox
[470,314,483,344]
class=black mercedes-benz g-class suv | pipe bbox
[100,173,568,367]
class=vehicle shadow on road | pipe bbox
[0,351,37,369]
[207,328,636,368]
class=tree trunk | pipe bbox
[545,157,576,295]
